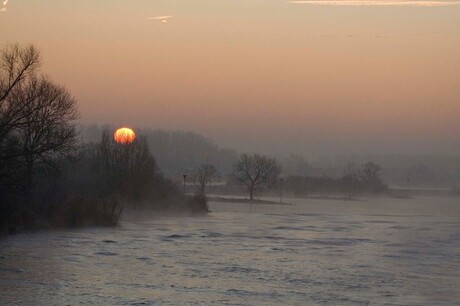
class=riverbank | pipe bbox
[207,196,294,206]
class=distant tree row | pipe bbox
[80,125,238,178]
[189,155,388,201]
[195,153,389,201]
[284,162,388,199]
[185,154,282,202]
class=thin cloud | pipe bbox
[288,1,460,6]
[147,15,174,23]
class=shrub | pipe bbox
[50,196,123,228]
[186,193,209,213]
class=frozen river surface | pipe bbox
[1,197,459,305]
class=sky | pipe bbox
[1,0,460,156]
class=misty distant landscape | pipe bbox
[1,0,460,305]
[82,124,460,192]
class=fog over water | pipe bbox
[1,197,459,305]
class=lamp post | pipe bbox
[280,178,284,204]
[406,177,410,197]
[183,174,187,197]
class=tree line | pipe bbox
[283,162,388,199]
[80,125,238,178]
[203,157,387,201]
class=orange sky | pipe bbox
[1,1,459,155]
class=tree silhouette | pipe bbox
[0,44,80,232]
[95,131,159,200]
[10,76,78,176]
[233,153,281,200]
[0,44,40,104]
[341,162,361,199]
[190,164,220,197]
[0,44,78,189]
[360,162,387,193]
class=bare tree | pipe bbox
[341,162,361,199]
[0,44,78,189]
[190,164,220,197]
[360,162,387,193]
[232,153,281,200]
[1,44,40,143]
[0,44,40,103]
[11,76,79,176]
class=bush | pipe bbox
[451,186,460,197]
[49,196,123,228]
[186,193,209,213]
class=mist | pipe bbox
[1,1,460,305]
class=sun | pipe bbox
[114,127,136,144]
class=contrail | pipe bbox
[147,15,173,23]
[1,0,8,12]
[288,0,460,6]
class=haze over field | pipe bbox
[1,0,459,155]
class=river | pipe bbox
[1,196,459,305]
